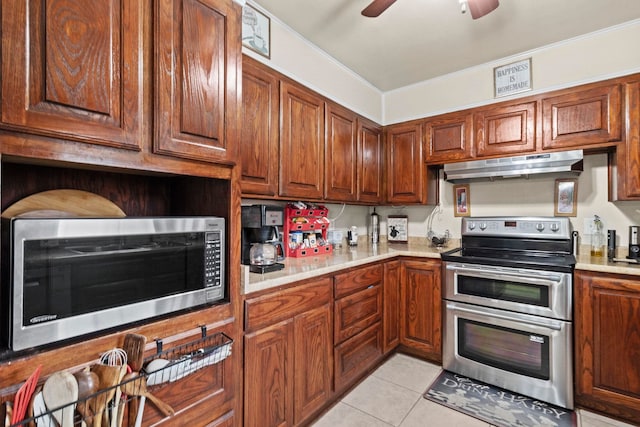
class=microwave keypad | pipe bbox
[205,232,222,289]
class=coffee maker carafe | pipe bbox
[241,205,286,273]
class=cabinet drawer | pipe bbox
[334,264,382,299]
[245,278,332,331]
[334,284,382,343]
[334,322,383,391]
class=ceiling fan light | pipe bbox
[467,0,499,19]
[459,0,468,14]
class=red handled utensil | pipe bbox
[11,364,42,425]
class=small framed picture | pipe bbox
[387,215,408,243]
[242,4,271,58]
[554,179,578,217]
[453,184,470,217]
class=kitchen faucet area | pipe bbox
[0,1,639,426]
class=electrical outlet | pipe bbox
[583,218,594,235]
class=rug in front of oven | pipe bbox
[424,370,577,427]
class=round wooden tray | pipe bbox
[1,189,126,218]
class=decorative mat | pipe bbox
[424,370,577,427]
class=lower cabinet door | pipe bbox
[293,304,333,425]
[400,259,442,362]
[334,322,383,391]
[244,319,294,427]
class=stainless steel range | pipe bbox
[441,216,575,409]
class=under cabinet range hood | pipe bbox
[444,150,584,182]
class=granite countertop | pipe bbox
[242,240,640,295]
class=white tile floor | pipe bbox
[312,353,637,427]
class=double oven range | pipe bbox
[441,216,575,409]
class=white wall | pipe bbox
[329,154,640,250]
[384,20,640,124]
[243,3,383,123]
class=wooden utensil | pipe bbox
[122,334,147,427]
[74,369,99,427]
[42,372,78,427]
[32,392,56,427]
[90,364,126,427]
[119,373,174,418]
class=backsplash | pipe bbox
[324,153,640,250]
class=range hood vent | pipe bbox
[444,150,583,182]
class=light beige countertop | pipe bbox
[242,241,640,295]
[242,239,448,295]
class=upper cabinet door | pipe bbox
[1,0,143,150]
[614,80,640,200]
[475,101,537,157]
[240,57,280,196]
[279,81,325,200]
[358,117,384,204]
[155,0,241,164]
[386,121,426,204]
[424,112,473,164]
[325,102,358,202]
[542,84,622,150]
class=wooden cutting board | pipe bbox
[1,189,126,218]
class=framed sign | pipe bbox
[387,215,408,243]
[554,179,578,217]
[494,58,532,98]
[453,184,470,217]
[242,4,271,58]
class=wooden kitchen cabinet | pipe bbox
[400,259,442,362]
[424,112,473,163]
[574,270,640,425]
[279,81,326,200]
[1,0,144,150]
[385,121,427,204]
[542,83,622,150]
[475,101,537,157]
[240,56,280,196]
[383,260,401,353]
[244,278,333,427]
[333,265,384,391]
[613,79,640,200]
[155,0,241,164]
[357,117,385,203]
[325,101,358,201]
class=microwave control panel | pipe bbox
[205,231,223,301]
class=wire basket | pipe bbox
[7,332,233,427]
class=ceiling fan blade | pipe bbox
[361,0,397,17]
[468,0,499,19]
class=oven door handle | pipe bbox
[447,302,564,331]
[447,264,564,287]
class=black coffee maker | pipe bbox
[241,205,286,271]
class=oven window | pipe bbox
[458,276,549,307]
[458,319,550,380]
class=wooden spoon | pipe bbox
[90,364,126,427]
[74,370,99,427]
[119,373,174,418]
[122,334,147,427]
[42,371,78,427]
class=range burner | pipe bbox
[441,216,575,273]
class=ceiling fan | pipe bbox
[361,0,499,19]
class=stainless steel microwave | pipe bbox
[3,216,225,351]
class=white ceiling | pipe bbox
[251,0,640,92]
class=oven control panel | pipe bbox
[462,216,571,239]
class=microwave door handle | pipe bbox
[447,302,564,331]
